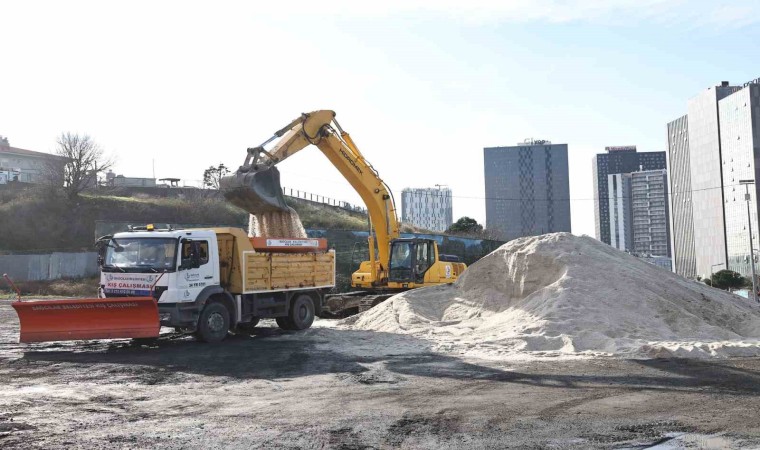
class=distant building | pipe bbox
[0,144,66,184]
[606,168,671,267]
[608,173,632,252]
[664,80,760,279]
[666,115,696,278]
[108,172,157,187]
[640,255,673,271]
[401,186,453,232]
[484,139,571,241]
[630,170,670,257]
[719,82,760,277]
[592,146,667,246]
[685,82,740,279]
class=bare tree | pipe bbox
[203,163,230,189]
[45,133,114,200]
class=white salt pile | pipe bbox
[351,233,760,359]
[248,209,307,238]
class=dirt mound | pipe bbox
[351,233,760,359]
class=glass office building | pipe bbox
[720,83,760,277]
[592,146,666,246]
[484,140,571,241]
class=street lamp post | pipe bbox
[710,262,724,283]
[740,180,758,303]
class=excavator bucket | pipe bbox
[11,297,160,343]
[220,165,290,213]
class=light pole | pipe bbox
[710,262,724,283]
[740,179,758,303]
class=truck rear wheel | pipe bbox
[289,294,315,330]
[276,317,294,330]
[196,302,230,343]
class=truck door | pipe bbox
[177,239,215,302]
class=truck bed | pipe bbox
[242,251,335,293]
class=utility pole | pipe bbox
[740,180,758,303]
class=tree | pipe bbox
[446,217,483,235]
[46,132,113,200]
[708,269,747,290]
[203,163,230,189]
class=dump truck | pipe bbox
[10,226,335,343]
[221,110,467,315]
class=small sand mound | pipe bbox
[248,209,307,238]
[351,233,760,359]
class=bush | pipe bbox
[707,269,747,290]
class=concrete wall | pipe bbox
[0,252,98,281]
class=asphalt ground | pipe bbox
[2,299,760,449]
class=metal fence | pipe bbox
[282,187,368,214]
[0,252,99,281]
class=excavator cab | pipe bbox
[388,239,437,284]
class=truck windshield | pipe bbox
[104,238,178,272]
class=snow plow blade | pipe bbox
[220,165,290,213]
[11,297,160,343]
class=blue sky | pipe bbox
[1,0,759,236]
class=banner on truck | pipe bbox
[103,273,159,296]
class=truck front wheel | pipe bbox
[289,294,315,330]
[196,302,230,343]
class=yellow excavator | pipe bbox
[221,110,466,314]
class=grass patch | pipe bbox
[2,277,100,299]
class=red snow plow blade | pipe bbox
[11,297,160,343]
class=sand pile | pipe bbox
[351,233,760,359]
[248,209,307,238]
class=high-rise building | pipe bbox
[400,186,453,232]
[686,82,741,278]
[665,79,760,279]
[720,82,760,277]
[608,173,632,252]
[592,146,667,246]
[667,115,697,278]
[666,81,744,278]
[484,139,571,241]
[605,169,671,264]
[630,169,670,257]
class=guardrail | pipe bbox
[281,187,367,214]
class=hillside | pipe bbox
[0,190,371,252]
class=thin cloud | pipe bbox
[251,0,760,28]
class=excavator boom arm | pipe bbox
[222,110,400,273]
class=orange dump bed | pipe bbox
[249,237,328,253]
[12,297,160,343]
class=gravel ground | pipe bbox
[2,299,760,449]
